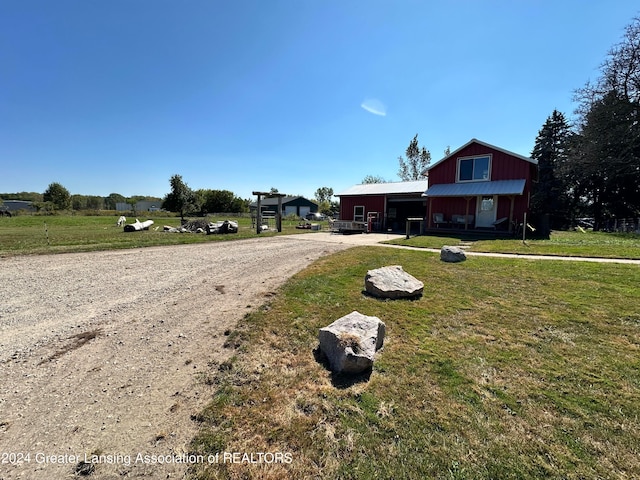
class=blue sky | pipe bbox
[1,1,638,201]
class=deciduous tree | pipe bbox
[361,175,387,184]
[398,134,431,181]
[199,189,245,214]
[43,182,71,211]
[572,15,640,227]
[314,187,333,204]
[162,174,196,222]
[104,193,126,210]
[314,187,334,215]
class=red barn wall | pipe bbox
[428,143,532,185]
[428,197,476,220]
[339,195,386,221]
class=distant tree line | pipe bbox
[1,180,251,216]
[0,186,163,213]
[2,176,339,219]
[160,174,251,221]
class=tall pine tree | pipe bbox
[574,92,640,226]
[530,110,572,232]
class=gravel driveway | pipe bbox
[0,236,355,479]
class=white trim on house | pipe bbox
[424,138,537,175]
[336,180,428,196]
[455,154,492,183]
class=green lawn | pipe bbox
[0,214,321,256]
[385,230,640,259]
[188,247,640,480]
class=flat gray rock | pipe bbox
[364,265,424,299]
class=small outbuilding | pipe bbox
[0,200,36,213]
[249,195,318,218]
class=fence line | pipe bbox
[602,218,640,233]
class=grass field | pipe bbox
[0,214,320,256]
[2,215,638,260]
[188,247,640,480]
[386,230,640,259]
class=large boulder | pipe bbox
[318,311,385,374]
[440,245,467,263]
[364,265,424,299]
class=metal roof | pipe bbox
[336,180,428,196]
[249,195,313,206]
[422,179,526,197]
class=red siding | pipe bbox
[428,194,531,226]
[428,143,532,185]
[339,195,386,220]
[426,141,535,227]
[429,197,476,220]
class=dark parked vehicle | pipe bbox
[305,212,326,221]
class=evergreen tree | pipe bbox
[572,92,640,226]
[530,110,572,231]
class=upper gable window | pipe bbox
[457,155,491,182]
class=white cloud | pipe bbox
[360,98,387,116]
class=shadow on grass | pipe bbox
[361,289,423,301]
[313,346,372,389]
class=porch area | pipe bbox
[423,179,529,235]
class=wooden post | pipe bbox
[253,191,286,234]
[254,192,263,234]
[277,196,283,232]
[406,218,424,239]
[464,197,472,230]
[427,197,432,228]
[508,195,515,233]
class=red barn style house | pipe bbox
[423,139,538,233]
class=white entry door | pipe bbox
[476,195,497,228]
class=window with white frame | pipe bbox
[354,206,365,222]
[457,155,491,182]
